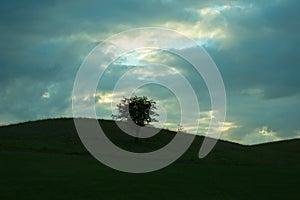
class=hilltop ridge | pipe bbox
[1,118,300,166]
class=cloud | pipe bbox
[41,92,50,99]
[243,126,281,145]
[207,0,300,98]
[0,0,300,145]
[198,110,240,137]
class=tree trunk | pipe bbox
[135,127,140,143]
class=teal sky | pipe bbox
[1,0,300,144]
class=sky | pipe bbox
[1,0,300,145]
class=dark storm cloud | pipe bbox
[0,0,210,125]
[208,0,300,99]
[0,0,197,40]
[196,0,300,143]
[0,0,200,84]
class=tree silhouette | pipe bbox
[112,96,159,142]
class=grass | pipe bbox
[0,118,300,199]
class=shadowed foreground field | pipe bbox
[0,118,299,199]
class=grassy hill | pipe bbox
[0,118,299,199]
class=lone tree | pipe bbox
[112,96,159,142]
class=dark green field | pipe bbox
[0,118,299,199]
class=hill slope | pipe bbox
[0,118,300,199]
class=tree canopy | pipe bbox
[112,96,159,127]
